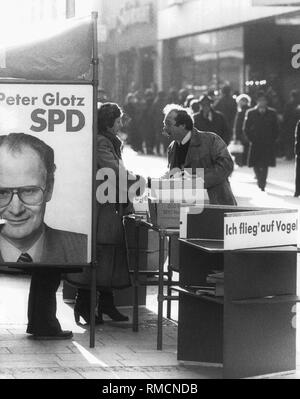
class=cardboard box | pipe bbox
[148,199,181,229]
[125,220,164,250]
[128,248,167,272]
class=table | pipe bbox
[177,238,299,378]
[123,215,179,350]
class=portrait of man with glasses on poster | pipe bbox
[0,133,88,339]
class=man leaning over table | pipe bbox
[162,104,237,206]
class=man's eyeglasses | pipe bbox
[0,186,46,207]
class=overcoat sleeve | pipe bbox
[204,135,234,189]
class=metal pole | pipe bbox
[133,221,140,332]
[90,11,99,349]
[157,231,165,350]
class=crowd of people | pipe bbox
[108,84,300,194]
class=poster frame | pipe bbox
[0,12,99,348]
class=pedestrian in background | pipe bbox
[184,94,195,109]
[132,90,146,154]
[233,94,251,166]
[142,89,155,154]
[243,91,280,192]
[151,90,169,155]
[294,120,300,197]
[178,88,189,106]
[123,93,139,152]
[190,99,200,116]
[194,94,231,145]
[282,90,300,161]
[214,84,237,139]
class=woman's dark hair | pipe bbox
[98,102,123,132]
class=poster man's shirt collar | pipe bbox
[0,227,45,263]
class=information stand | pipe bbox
[177,205,299,379]
[0,13,99,348]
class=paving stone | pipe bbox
[55,353,123,367]
[0,348,10,354]
[110,371,151,379]
[8,346,73,354]
[118,357,180,367]
[0,362,61,370]
[0,329,13,335]
[0,354,60,363]
[76,370,120,379]
[12,368,83,379]
[128,344,176,353]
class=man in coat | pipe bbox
[163,104,237,205]
[243,91,280,192]
[214,84,237,138]
[194,95,231,145]
[0,133,87,339]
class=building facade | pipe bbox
[99,0,158,103]
[157,0,300,103]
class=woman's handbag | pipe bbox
[228,140,244,166]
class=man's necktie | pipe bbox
[17,253,33,263]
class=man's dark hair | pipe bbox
[163,104,194,131]
[222,84,232,96]
[256,91,267,100]
[0,133,56,183]
[175,110,194,131]
[98,102,122,132]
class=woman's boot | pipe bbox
[74,289,103,325]
[98,290,129,322]
[74,289,90,324]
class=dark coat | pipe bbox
[283,101,300,141]
[194,110,231,145]
[295,121,300,194]
[233,106,250,166]
[214,95,237,132]
[243,107,279,167]
[69,132,145,289]
[295,120,300,157]
[168,129,237,206]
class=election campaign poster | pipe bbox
[0,83,93,265]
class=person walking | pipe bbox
[151,91,169,155]
[282,90,300,160]
[142,89,155,155]
[123,93,139,152]
[214,84,237,138]
[243,91,280,192]
[194,94,231,145]
[233,94,251,166]
[294,120,300,197]
[67,103,146,324]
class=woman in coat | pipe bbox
[243,91,279,191]
[233,94,251,166]
[67,103,146,324]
